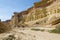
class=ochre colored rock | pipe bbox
[9,0,60,27]
[0,21,10,33]
[34,0,56,8]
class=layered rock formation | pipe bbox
[0,1,60,40]
[8,0,60,27]
[10,11,29,27]
[34,0,56,8]
[0,20,11,33]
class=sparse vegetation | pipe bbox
[31,28,45,32]
[49,26,60,34]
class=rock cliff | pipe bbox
[0,20,11,33]
[9,0,60,27]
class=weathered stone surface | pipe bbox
[0,21,10,33]
[10,11,29,27]
[9,0,60,27]
[34,0,56,8]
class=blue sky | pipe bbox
[0,0,40,21]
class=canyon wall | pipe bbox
[9,0,60,27]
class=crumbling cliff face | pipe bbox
[34,0,56,8]
[0,20,11,33]
[9,0,60,27]
[10,11,29,27]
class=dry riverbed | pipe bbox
[0,27,60,40]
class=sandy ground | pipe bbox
[0,27,60,40]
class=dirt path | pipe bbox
[0,28,60,40]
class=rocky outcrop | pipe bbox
[24,0,60,22]
[0,21,11,33]
[10,11,29,27]
[2,20,11,27]
[34,0,56,8]
[24,8,47,22]
[9,0,60,27]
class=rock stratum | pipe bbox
[8,0,60,27]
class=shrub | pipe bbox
[31,28,45,32]
[49,26,60,34]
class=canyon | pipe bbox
[0,0,60,40]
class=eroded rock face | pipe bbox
[9,0,60,27]
[24,8,47,22]
[10,11,29,27]
[34,0,56,8]
[0,21,11,33]
[2,20,11,27]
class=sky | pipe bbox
[0,0,40,21]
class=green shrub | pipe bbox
[50,29,60,33]
[49,26,60,34]
[31,28,45,32]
